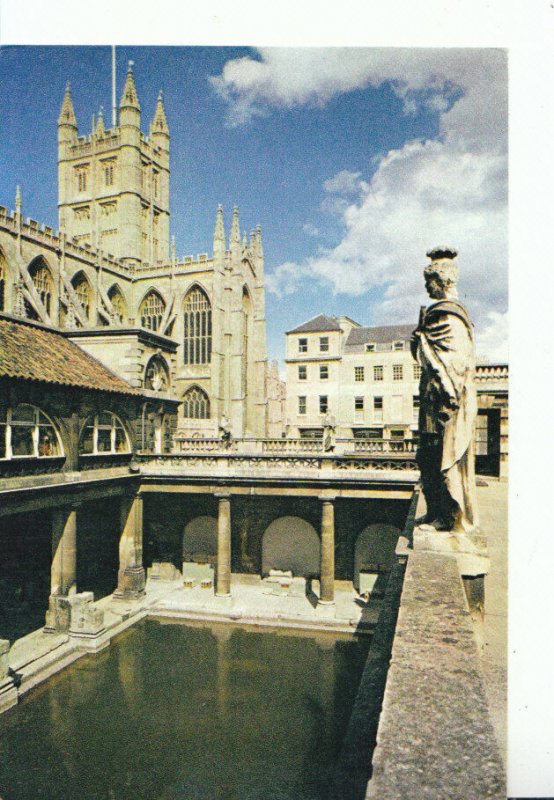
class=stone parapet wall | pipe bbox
[365,546,505,798]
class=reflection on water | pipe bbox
[0,620,370,800]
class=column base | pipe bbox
[44,594,72,633]
[316,601,336,619]
[114,566,146,599]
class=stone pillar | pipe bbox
[51,506,78,597]
[45,505,78,632]
[319,498,335,605]
[114,492,146,598]
[216,493,232,597]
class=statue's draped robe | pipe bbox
[413,300,478,531]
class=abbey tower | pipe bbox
[57,63,170,265]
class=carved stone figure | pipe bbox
[411,247,478,532]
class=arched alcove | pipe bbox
[261,516,320,577]
[353,523,400,591]
[182,516,217,561]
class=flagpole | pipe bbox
[112,45,117,128]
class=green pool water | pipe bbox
[0,620,371,800]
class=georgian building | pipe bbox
[285,313,509,477]
[285,315,420,441]
[0,62,271,440]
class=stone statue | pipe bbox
[411,247,478,532]
[219,414,232,448]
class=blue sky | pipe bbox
[0,46,507,363]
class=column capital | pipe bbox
[214,491,231,500]
[319,495,337,504]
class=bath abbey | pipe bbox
[0,58,507,800]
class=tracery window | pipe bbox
[183,287,212,365]
[0,404,62,459]
[79,412,130,455]
[140,291,165,332]
[0,254,5,311]
[144,355,170,392]
[72,272,92,321]
[28,260,53,316]
[108,285,126,323]
[182,386,210,419]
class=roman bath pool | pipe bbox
[0,619,372,800]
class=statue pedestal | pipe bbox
[413,526,489,614]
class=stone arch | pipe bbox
[353,523,400,591]
[71,270,93,322]
[107,283,127,323]
[183,284,212,365]
[27,255,54,318]
[261,516,320,577]
[139,289,166,332]
[182,516,217,561]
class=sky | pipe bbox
[0,45,508,364]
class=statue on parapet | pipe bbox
[219,413,233,448]
[411,246,478,533]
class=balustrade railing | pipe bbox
[171,436,416,457]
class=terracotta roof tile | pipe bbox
[0,315,141,396]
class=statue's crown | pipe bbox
[426,246,458,260]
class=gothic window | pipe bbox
[0,251,5,311]
[108,285,126,323]
[182,386,210,419]
[144,355,170,392]
[0,404,62,459]
[183,287,212,365]
[76,166,88,193]
[103,162,115,187]
[153,170,159,198]
[28,259,53,317]
[140,290,166,332]
[72,272,92,321]
[79,412,130,455]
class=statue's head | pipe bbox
[423,246,459,299]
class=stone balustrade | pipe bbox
[172,436,417,458]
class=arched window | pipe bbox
[144,355,170,392]
[140,290,165,332]
[27,258,53,317]
[183,286,211,365]
[0,249,6,312]
[79,412,130,455]
[182,386,210,419]
[108,284,126,323]
[0,404,63,459]
[72,272,92,322]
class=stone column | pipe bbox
[51,506,78,597]
[114,492,146,598]
[216,493,232,597]
[319,498,336,605]
[44,505,78,632]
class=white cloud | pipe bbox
[323,170,366,195]
[302,222,320,237]
[475,310,509,363]
[209,48,501,128]
[255,49,507,350]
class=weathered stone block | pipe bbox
[148,561,181,582]
[69,592,105,637]
[0,639,10,682]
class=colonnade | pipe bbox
[41,488,339,633]
[213,492,336,605]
